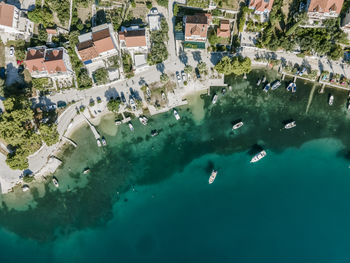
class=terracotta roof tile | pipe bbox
[308,0,344,14]
[249,0,275,12]
[0,2,14,27]
[185,14,209,39]
[119,29,146,47]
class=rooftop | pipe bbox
[0,2,14,27]
[119,29,147,48]
[307,0,344,14]
[249,0,275,13]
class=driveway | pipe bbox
[5,46,21,87]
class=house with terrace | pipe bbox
[217,20,231,39]
[76,24,118,65]
[0,2,33,42]
[184,14,211,49]
[118,26,148,53]
[248,0,275,22]
[306,0,344,23]
[24,46,73,79]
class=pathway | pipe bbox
[68,0,73,31]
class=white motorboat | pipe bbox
[232,121,244,130]
[52,177,59,188]
[212,94,218,104]
[174,110,180,120]
[329,95,334,106]
[139,116,148,125]
[250,150,267,163]
[97,139,102,147]
[22,185,29,192]
[271,80,281,90]
[284,121,296,129]
[209,170,217,184]
[102,137,107,146]
[115,120,122,125]
[83,168,90,174]
[129,122,134,131]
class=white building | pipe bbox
[0,2,33,42]
[306,0,344,22]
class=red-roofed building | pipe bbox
[118,26,148,52]
[76,24,118,63]
[249,0,275,21]
[0,2,34,41]
[307,0,344,21]
[24,46,73,78]
[217,20,231,38]
[184,14,211,47]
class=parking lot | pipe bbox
[4,46,21,87]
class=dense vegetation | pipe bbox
[186,0,208,8]
[214,56,252,75]
[256,0,348,60]
[156,0,168,7]
[122,51,134,78]
[147,18,169,65]
[0,97,59,169]
[107,98,121,112]
[39,124,59,146]
[93,68,109,85]
[28,4,54,27]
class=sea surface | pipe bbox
[1,69,350,262]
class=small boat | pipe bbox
[222,88,226,95]
[271,80,281,90]
[52,177,59,188]
[139,116,148,125]
[151,129,159,137]
[129,122,134,131]
[101,137,107,146]
[329,95,334,106]
[250,150,267,163]
[97,139,102,147]
[212,94,218,104]
[256,78,261,86]
[22,185,29,192]
[284,121,296,129]
[83,168,90,174]
[209,170,217,184]
[287,82,296,92]
[262,76,266,83]
[174,110,180,120]
[115,120,122,125]
[347,103,350,111]
[263,83,271,92]
[232,121,244,130]
[146,87,151,98]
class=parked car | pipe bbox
[176,71,181,83]
[195,68,201,79]
[181,70,187,81]
[150,7,158,14]
[9,46,14,57]
[47,104,57,111]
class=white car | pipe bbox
[176,71,181,83]
[9,46,14,57]
[181,71,187,81]
[150,7,158,14]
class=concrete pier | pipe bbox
[82,114,100,140]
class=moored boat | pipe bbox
[292,83,297,93]
[287,82,296,92]
[102,137,107,146]
[264,83,271,92]
[284,121,296,129]
[209,170,217,184]
[151,129,159,137]
[256,78,261,86]
[115,120,122,125]
[262,76,266,83]
[22,185,29,192]
[271,80,281,90]
[174,110,180,120]
[129,122,134,131]
[83,168,90,174]
[52,177,59,188]
[97,139,102,147]
[329,95,334,106]
[212,94,218,104]
[222,88,226,95]
[232,121,244,130]
[250,150,267,163]
[139,116,148,125]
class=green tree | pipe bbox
[184,65,193,74]
[173,3,179,16]
[146,1,152,9]
[39,124,59,146]
[214,56,251,75]
[28,6,54,27]
[93,68,109,84]
[156,0,168,7]
[160,73,169,83]
[214,56,233,75]
[328,45,343,60]
[107,98,121,112]
[197,62,207,75]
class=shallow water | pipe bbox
[1,69,350,262]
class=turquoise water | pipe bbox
[1,69,350,262]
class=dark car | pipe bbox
[195,68,201,79]
[57,101,67,108]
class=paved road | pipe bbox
[5,46,20,87]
